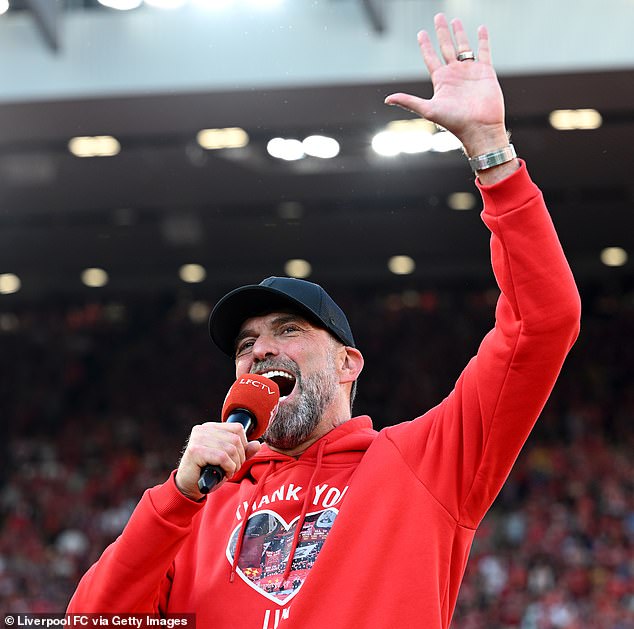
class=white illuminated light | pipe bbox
[400,130,433,154]
[188,301,211,324]
[373,119,463,157]
[197,127,249,150]
[277,201,304,220]
[68,136,121,158]
[267,138,305,161]
[191,0,235,9]
[549,109,602,131]
[246,0,284,7]
[387,119,437,134]
[447,192,476,211]
[0,1,9,17]
[388,255,416,275]
[389,119,435,154]
[302,135,340,159]
[285,259,312,278]
[280,139,304,161]
[81,268,109,288]
[600,247,628,267]
[98,0,142,9]
[372,129,435,156]
[144,0,187,8]
[0,313,19,332]
[372,131,401,157]
[179,264,207,283]
[431,131,462,152]
[0,273,21,295]
[267,138,286,158]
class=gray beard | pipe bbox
[251,355,338,451]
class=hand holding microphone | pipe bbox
[175,375,280,500]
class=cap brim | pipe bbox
[209,284,326,357]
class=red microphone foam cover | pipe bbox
[221,374,280,440]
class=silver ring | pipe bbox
[456,50,476,62]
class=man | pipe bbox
[68,14,581,628]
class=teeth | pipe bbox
[261,370,294,380]
[260,370,295,402]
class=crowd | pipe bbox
[0,281,632,627]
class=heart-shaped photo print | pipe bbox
[226,508,338,605]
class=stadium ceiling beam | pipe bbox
[25,0,61,53]
[360,0,386,34]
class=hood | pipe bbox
[230,415,377,484]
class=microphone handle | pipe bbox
[197,410,255,494]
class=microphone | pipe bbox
[198,374,280,494]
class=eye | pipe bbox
[279,324,304,337]
[235,339,254,357]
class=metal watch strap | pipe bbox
[468,144,517,173]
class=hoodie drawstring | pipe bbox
[230,460,274,583]
[280,438,327,587]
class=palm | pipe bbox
[425,62,505,138]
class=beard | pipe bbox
[251,354,339,451]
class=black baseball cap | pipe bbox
[209,276,355,357]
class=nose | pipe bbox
[251,333,280,361]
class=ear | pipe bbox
[337,346,364,385]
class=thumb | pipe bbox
[245,440,263,460]
[384,93,431,118]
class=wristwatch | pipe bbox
[468,144,517,173]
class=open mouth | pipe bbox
[260,370,297,402]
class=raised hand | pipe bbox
[385,13,510,161]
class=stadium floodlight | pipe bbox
[98,0,142,10]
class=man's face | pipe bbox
[234,312,341,450]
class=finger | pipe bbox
[245,441,262,460]
[451,18,472,55]
[222,422,249,448]
[384,93,431,119]
[202,420,248,448]
[477,25,492,65]
[207,446,241,477]
[417,29,442,74]
[181,441,239,485]
[216,434,248,470]
[434,13,457,65]
[193,424,247,470]
[176,425,248,498]
[198,441,243,474]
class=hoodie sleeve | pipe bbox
[386,161,581,528]
[67,473,205,613]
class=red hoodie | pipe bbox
[68,162,581,628]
